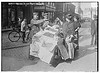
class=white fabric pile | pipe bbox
[30,26,58,63]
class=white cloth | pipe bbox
[30,27,58,63]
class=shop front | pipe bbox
[1,2,56,29]
[33,3,56,22]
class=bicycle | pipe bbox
[8,26,31,42]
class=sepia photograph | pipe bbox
[1,1,98,72]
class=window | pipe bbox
[52,3,54,6]
[48,2,50,6]
[50,3,52,6]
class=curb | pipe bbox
[2,44,30,50]
[2,28,12,32]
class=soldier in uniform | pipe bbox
[91,15,97,47]
[62,14,75,39]
[50,14,75,66]
[62,14,75,60]
[29,12,48,43]
[41,12,49,30]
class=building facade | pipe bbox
[1,2,56,29]
[54,2,76,21]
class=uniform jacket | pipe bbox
[30,19,44,30]
[91,19,97,35]
[62,21,75,39]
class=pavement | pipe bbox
[2,28,12,32]
[1,22,98,71]
[53,52,97,72]
[53,28,97,72]
[1,31,30,50]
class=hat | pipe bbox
[65,14,72,19]
[33,12,38,15]
[43,13,48,16]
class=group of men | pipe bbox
[27,12,81,64]
[20,11,97,66]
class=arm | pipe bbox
[75,27,80,31]
[30,19,45,28]
[74,22,81,31]
[91,20,95,29]
[33,19,48,24]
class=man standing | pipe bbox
[56,14,75,60]
[50,14,75,66]
[62,14,75,60]
[91,15,97,47]
[29,12,48,43]
[21,18,27,43]
[41,12,49,30]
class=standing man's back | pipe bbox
[91,15,97,46]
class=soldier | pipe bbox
[41,12,49,30]
[29,12,48,43]
[62,14,75,60]
[54,14,75,61]
[62,14,75,39]
[50,14,75,66]
[91,15,97,47]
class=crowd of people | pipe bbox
[20,12,97,67]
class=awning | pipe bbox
[46,7,56,12]
[34,5,45,10]
[34,5,55,12]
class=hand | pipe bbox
[70,35,73,38]
[75,27,79,31]
[44,19,49,21]
[65,36,71,43]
